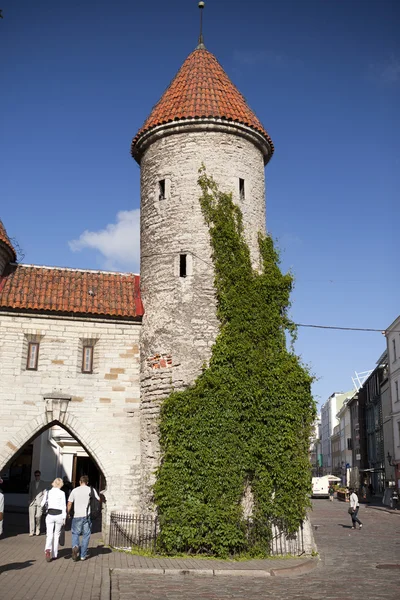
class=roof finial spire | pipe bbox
[197,1,205,49]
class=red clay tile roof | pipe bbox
[131,47,274,155]
[0,264,143,318]
[0,220,17,263]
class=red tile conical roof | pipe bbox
[0,219,17,263]
[131,47,274,159]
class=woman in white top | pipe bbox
[349,488,363,530]
[41,478,66,561]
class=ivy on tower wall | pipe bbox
[153,168,316,557]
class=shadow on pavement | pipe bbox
[0,560,36,575]
[59,545,112,560]
[338,524,353,528]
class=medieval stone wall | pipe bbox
[0,311,142,523]
[139,127,266,507]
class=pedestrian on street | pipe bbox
[0,477,4,538]
[349,488,363,530]
[67,475,100,562]
[329,484,335,501]
[41,478,66,562]
[61,476,73,500]
[28,470,47,536]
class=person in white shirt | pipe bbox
[67,475,100,561]
[28,470,47,536]
[349,488,363,530]
[41,478,66,561]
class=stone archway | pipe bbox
[0,394,110,487]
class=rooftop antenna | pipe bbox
[197,1,205,49]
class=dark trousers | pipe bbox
[351,506,362,526]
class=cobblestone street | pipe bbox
[112,500,400,600]
[0,500,398,599]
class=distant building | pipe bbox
[336,394,355,486]
[320,391,354,475]
[385,316,400,492]
[309,415,322,476]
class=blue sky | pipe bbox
[1,0,399,407]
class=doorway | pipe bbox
[72,455,104,491]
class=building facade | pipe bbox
[386,316,400,492]
[320,391,353,475]
[0,252,143,521]
[0,34,276,531]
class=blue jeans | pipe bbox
[71,517,92,558]
[351,507,362,526]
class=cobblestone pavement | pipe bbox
[0,513,107,600]
[112,500,400,600]
[0,501,398,600]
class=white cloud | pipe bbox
[69,209,140,272]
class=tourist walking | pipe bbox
[329,485,335,501]
[61,476,73,500]
[67,475,100,561]
[349,488,363,530]
[41,478,66,562]
[28,470,47,536]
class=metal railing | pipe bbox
[109,512,305,557]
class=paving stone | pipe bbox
[111,499,400,599]
[1,500,399,599]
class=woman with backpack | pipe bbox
[41,478,66,562]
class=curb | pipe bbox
[100,566,111,600]
[270,558,318,577]
[111,558,318,579]
[366,506,400,516]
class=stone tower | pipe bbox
[131,40,274,507]
[0,220,16,276]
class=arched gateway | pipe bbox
[0,223,143,540]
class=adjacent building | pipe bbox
[385,316,400,492]
[320,391,353,475]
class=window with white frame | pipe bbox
[395,380,399,403]
[82,345,94,373]
[26,342,39,370]
[393,338,397,362]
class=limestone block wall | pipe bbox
[0,311,142,518]
[139,126,267,507]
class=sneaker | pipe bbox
[29,533,34,537]
[80,556,87,561]
[72,546,80,562]
[351,526,355,530]
[359,524,363,529]
[45,550,52,563]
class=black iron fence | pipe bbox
[109,512,305,557]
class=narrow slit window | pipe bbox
[179,254,187,278]
[82,346,94,374]
[27,342,39,370]
[158,179,166,200]
[239,178,245,200]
